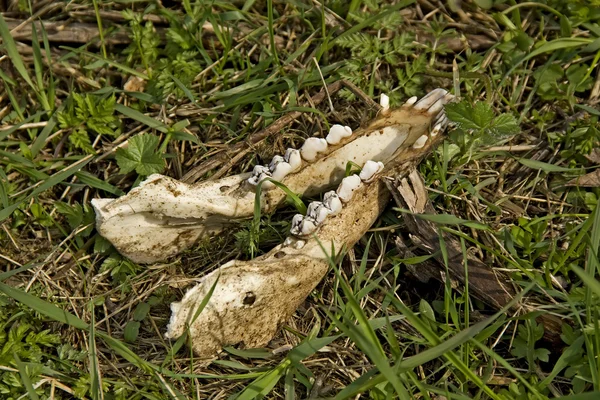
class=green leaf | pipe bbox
[124,321,141,343]
[517,158,578,173]
[133,302,150,321]
[115,134,165,176]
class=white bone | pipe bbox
[414,89,448,111]
[336,175,362,203]
[326,124,352,145]
[427,93,454,115]
[413,135,428,149]
[404,96,418,106]
[359,160,385,183]
[283,148,302,172]
[323,191,343,215]
[300,138,328,161]
[306,201,331,224]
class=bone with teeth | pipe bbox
[143,91,452,362]
[325,124,353,145]
[92,88,454,264]
[412,134,429,149]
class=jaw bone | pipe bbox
[92,89,454,264]
[165,103,451,362]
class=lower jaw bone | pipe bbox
[92,89,453,264]
[165,177,391,361]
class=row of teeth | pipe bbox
[247,124,353,189]
[288,160,384,239]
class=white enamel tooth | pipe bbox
[336,175,362,203]
[342,126,352,137]
[323,191,342,215]
[359,160,385,183]
[300,217,318,236]
[380,93,390,114]
[284,148,302,172]
[306,201,331,224]
[269,155,285,171]
[300,138,328,161]
[293,240,305,249]
[247,165,270,185]
[414,89,448,111]
[430,122,444,137]
[405,96,418,106]
[413,135,428,149]
[290,214,304,236]
[271,161,293,181]
[326,124,348,145]
[258,173,275,189]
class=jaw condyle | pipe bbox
[92,88,454,264]
[92,89,453,361]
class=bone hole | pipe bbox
[274,251,286,259]
[219,185,230,192]
[243,291,256,305]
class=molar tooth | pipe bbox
[284,148,302,172]
[290,214,304,236]
[247,165,270,185]
[414,89,448,111]
[300,138,328,161]
[269,155,285,171]
[413,135,428,149]
[323,191,342,215]
[300,217,318,236]
[306,201,331,224]
[326,124,351,145]
[336,175,362,203]
[271,161,293,181]
[359,160,385,183]
[404,96,418,106]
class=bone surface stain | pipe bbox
[243,292,256,305]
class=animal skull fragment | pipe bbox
[92,88,454,361]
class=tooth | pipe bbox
[412,135,428,149]
[336,175,362,203]
[404,96,418,106]
[414,89,448,111]
[326,124,351,145]
[293,240,305,249]
[271,161,293,181]
[359,160,385,183]
[300,138,328,161]
[290,214,304,236]
[306,201,331,224]
[430,122,444,137]
[380,93,390,114]
[323,191,342,215]
[284,148,302,172]
[300,217,318,236]
[247,165,270,186]
[269,155,285,171]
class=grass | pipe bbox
[0,0,600,398]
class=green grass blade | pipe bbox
[0,13,35,88]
